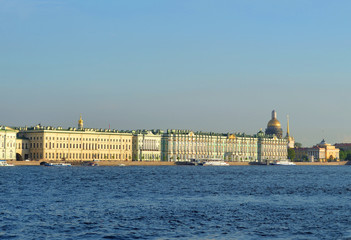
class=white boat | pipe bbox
[203,161,229,166]
[270,160,296,166]
[44,162,71,167]
[0,160,15,167]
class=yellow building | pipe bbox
[295,139,340,162]
[317,139,340,161]
[16,117,132,162]
[16,137,30,160]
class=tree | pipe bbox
[302,155,309,162]
[340,150,347,160]
[288,148,295,161]
[294,142,302,148]
[340,149,351,161]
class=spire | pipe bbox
[286,114,290,137]
[78,114,84,130]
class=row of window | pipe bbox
[167,151,257,155]
[2,153,13,158]
[30,152,132,160]
[1,143,15,148]
[17,143,29,149]
[29,136,132,142]
[30,142,131,150]
[0,135,15,138]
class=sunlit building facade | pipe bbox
[16,117,133,161]
[256,130,288,161]
[132,130,162,161]
[161,130,259,162]
[0,126,17,160]
[295,139,339,162]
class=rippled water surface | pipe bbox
[1,166,351,239]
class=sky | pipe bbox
[1,0,351,146]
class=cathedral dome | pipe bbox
[267,118,281,128]
[265,110,283,138]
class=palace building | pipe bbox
[132,130,162,161]
[10,110,289,163]
[0,126,17,160]
[16,116,133,161]
[295,139,340,162]
[161,130,259,162]
[256,130,288,162]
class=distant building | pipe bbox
[6,111,290,163]
[224,133,258,162]
[161,130,259,162]
[334,143,351,151]
[0,126,17,160]
[295,139,339,162]
[132,130,162,161]
[265,110,283,138]
[16,116,133,161]
[318,139,339,161]
[256,130,288,162]
[295,147,324,162]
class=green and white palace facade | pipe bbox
[161,129,288,162]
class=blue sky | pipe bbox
[1,0,351,146]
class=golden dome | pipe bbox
[267,118,281,128]
[78,115,83,125]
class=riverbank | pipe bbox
[6,160,351,166]
[294,161,349,165]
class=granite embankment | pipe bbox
[294,161,350,165]
[6,160,351,166]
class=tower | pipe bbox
[78,114,84,130]
[285,115,295,148]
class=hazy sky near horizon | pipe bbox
[1,0,351,146]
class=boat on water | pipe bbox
[175,159,203,166]
[270,160,296,166]
[41,162,72,167]
[0,160,15,167]
[203,161,229,166]
[81,161,99,166]
[175,161,196,166]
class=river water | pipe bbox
[1,166,351,239]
